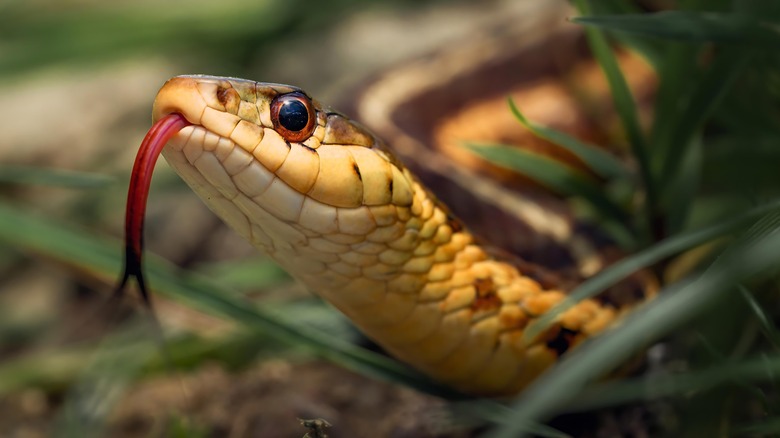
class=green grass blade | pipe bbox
[0,0,295,77]
[738,285,780,349]
[0,345,96,394]
[0,165,114,188]
[507,98,631,181]
[53,323,158,437]
[464,143,630,232]
[447,402,570,438]
[700,135,780,197]
[658,50,750,191]
[487,209,780,437]
[663,135,702,234]
[198,256,289,292]
[0,0,374,79]
[735,418,780,436]
[584,0,663,67]
[0,200,461,399]
[574,0,656,238]
[572,12,780,47]
[168,416,210,438]
[522,198,780,344]
[0,323,312,395]
[649,43,699,186]
[565,353,780,412]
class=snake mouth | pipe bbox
[118,112,191,303]
[118,75,419,305]
[117,104,278,304]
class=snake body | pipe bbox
[152,75,632,396]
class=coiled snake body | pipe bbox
[140,72,641,396]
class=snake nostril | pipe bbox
[216,86,229,104]
[215,86,241,115]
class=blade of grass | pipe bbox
[450,401,573,438]
[487,209,780,437]
[564,352,780,412]
[582,11,754,220]
[664,135,702,234]
[523,198,780,343]
[53,322,158,437]
[0,165,114,189]
[507,98,631,181]
[149,276,454,396]
[0,0,290,76]
[657,50,750,193]
[444,401,574,438]
[0,200,461,400]
[0,323,311,395]
[0,201,568,433]
[0,345,96,394]
[197,256,289,292]
[585,0,663,67]
[0,0,363,78]
[264,299,360,343]
[574,0,656,241]
[738,285,780,350]
[735,418,780,436]
[464,143,630,235]
[711,50,780,138]
[648,43,699,181]
[168,417,210,438]
[701,136,780,196]
[572,12,780,47]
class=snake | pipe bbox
[120,78,646,397]
[120,7,656,397]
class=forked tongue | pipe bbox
[116,113,191,306]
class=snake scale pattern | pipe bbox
[145,75,635,396]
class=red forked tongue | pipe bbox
[116,113,191,306]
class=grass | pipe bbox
[468,0,780,435]
[0,0,779,437]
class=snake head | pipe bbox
[153,75,414,210]
[147,74,424,279]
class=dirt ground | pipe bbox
[1,358,470,437]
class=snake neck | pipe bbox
[154,75,633,396]
[162,126,618,395]
[236,169,617,395]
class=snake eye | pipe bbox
[270,92,316,142]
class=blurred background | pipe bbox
[1,0,779,437]
[2,1,483,436]
[1,2,555,437]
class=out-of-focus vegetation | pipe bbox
[468,1,780,437]
[0,0,779,437]
[1,1,461,436]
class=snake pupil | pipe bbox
[278,99,308,132]
[271,92,316,142]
